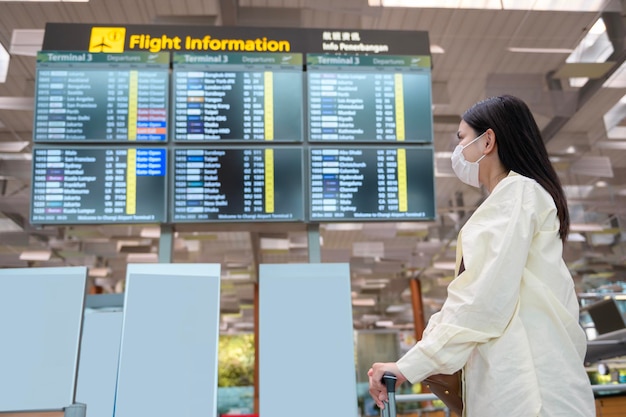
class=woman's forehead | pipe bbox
[456,120,474,138]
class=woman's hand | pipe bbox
[368,362,407,409]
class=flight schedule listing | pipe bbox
[30,147,167,224]
[34,51,170,142]
[172,147,304,222]
[172,52,303,141]
[307,54,433,143]
[309,147,435,221]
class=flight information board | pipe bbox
[172,52,303,142]
[308,146,435,221]
[30,146,167,224]
[307,54,432,143]
[172,147,303,222]
[34,51,170,142]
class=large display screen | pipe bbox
[308,146,435,221]
[172,146,303,222]
[172,52,304,142]
[30,146,167,224]
[33,51,170,142]
[30,38,436,225]
[307,54,433,143]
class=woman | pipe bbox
[368,95,595,416]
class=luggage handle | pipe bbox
[379,372,397,417]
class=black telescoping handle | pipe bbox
[382,372,397,393]
[380,372,398,417]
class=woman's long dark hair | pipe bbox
[462,94,570,242]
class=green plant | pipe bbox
[218,334,255,387]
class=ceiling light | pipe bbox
[223,270,252,280]
[508,47,573,54]
[396,222,431,232]
[88,267,111,278]
[0,141,28,152]
[433,261,456,270]
[590,233,615,246]
[368,0,608,11]
[565,17,613,87]
[430,44,444,54]
[260,237,290,251]
[352,298,376,307]
[570,156,613,178]
[567,233,587,242]
[10,29,44,56]
[126,253,158,263]
[19,250,52,261]
[233,322,254,330]
[564,185,594,199]
[140,226,161,239]
[0,0,89,2]
[504,0,609,10]
[0,42,9,83]
[116,240,142,251]
[353,241,384,258]
[0,152,31,161]
[185,240,200,252]
[0,97,34,111]
[323,223,363,231]
[362,283,386,290]
[595,141,626,150]
[386,304,408,313]
[570,223,605,232]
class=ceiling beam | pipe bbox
[219,0,238,26]
[542,11,626,141]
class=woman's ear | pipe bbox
[484,128,497,154]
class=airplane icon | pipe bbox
[90,36,111,52]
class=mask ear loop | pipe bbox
[461,130,487,150]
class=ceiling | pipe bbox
[1,0,626,334]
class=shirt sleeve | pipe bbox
[397,177,539,383]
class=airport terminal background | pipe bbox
[2,1,626,417]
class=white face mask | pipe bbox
[451,131,487,188]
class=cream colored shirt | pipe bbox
[397,172,595,417]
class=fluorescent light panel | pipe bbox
[433,261,456,270]
[352,298,376,307]
[126,253,158,262]
[0,97,34,111]
[19,250,52,261]
[0,141,28,152]
[0,0,88,2]
[566,18,612,88]
[508,47,573,54]
[369,0,608,11]
[566,21,612,64]
[0,152,32,160]
[430,44,445,54]
[88,267,111,277]
[0,42,8,83]
[570,223,605,232]
[10,29,44,57]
